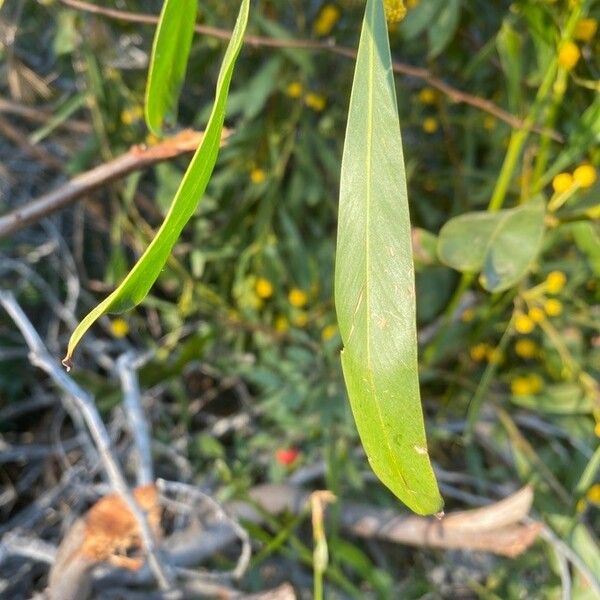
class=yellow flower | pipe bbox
[558,41,581,70]
[469,343,490,362]
[422,117,439,134]
[293,311,308,327]
[544,298,563,317]
[483,116,497,130]
[574,18,598,43]
[145,132,160,146]
[573,164,597,188]
[250,168,266,184]
[528,306,546,323]
[545,271,566,294]
[586,484,600,505]
[515,338,539,359]
[461,307,475,322]
[286,81,304,99]
[110,318,129,338]
[255,278,274,299]
[486,347,504,365]
[551,172,573,194]
[384,0,407,24]
[576,498,587,513]
[511,374,543,396]
[313,4,341,36]
[120,105,144,125]
[595,421,600,437]
[288,288,308,307]
[274,315,289,332]
[321,324,338,341]
[305,93,327,112]
[514,313,535,334]
[418,87,437,104]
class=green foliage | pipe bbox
[335,0,442,515]
[63,0,250,365]
[144,0,198,134]
[437,196,546,292]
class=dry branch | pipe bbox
[57,0,562,141]
[0,129,229,238]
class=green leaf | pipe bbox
[437,197,546,292]
[144,0,198,135]
[496,20,522,113]
[335,0,443,515]
[64,0,250,367]
[572,221,600,277]
[428,0,461,59]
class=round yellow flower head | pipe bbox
[528,306,546,323]
[551,172,573,194]
[250,168,266,184]
[514,313,535,334]
[313,5,341,36]
[576,498,587,513]
[418,87,437,104]
[545,271,566,294]
[515,338,538,359]
[288,288,308,307]
[321,324,338,341]
[384,0,407,24]
[574,18,598,43]
[469,343,490,362]
[586,484,600,505]
[422,117,439,134]
[573,164,597,188]
[544,298,563,317]
[255,277,274,299]
[274,315,289,333]
[304,93,327,112]
[511,374,543,396]
[110,318,130,338]
[286,81,304,99]
[486,347,504,365]
[595,421,600,438]
[558,41,581,70]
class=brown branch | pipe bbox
[0,98,91,134]
[0,128,228,238]
[57,0,562,142]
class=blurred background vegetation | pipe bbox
[1,0,599,597]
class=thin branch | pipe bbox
[117,353,154,486]
[0,291,173,591]
[0,128,227,238]
[57,0,562,142]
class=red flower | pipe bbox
[275,448,299,466]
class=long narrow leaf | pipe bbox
[335,0,443,515]
[63,0,250,368]
[145,0,198,135]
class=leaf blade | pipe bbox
[145,0,198,135]
[335,0,442,515]
[64,0,250,366]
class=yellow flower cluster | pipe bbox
[110,318,130,338]
[286,81,304,99]
[321,324,338,341]
[514,338,539,359]
[250,168,266,184]
[511,374,544,396]
[305,93,327,112]
[418,87,437,104]
[288,288,308,307]
[120,105,144,125]
[314,4,341,36]
[545,271,566,294]
[384,0,407,24]
[587,484,600,505]
[514,312,535,334]
[255,277,273,299]
[552,164,597,194]
[574,18,597,43]
[469,343,503,364]
[558,40,580,70]
[422,117,439,134]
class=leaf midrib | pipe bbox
[363,1,409,492]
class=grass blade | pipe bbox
[335,0,443,515]
[145,0,198,134]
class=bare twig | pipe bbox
[117,353,153,486]
[0,129,228,238]
[0,97,90,133]
[0,292,172,591]
[57,0,562,142]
